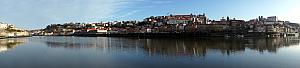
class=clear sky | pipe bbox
[0,0,299,29]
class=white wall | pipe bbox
[0,23,9,29]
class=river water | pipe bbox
[0,36,300,68]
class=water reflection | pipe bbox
[45,42,97,48]
[44,37,110,49]
[0,38,25,53]
[144,37,300,57]
[44,37,300,57]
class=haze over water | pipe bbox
[0,36,300,68]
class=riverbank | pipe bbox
[72,32,297,38]
[0,35,32,39]
[0,31,31,39]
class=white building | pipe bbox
[265,21,276,25]
[264,16,283,25]
[266,16,278,22]
[0,22,9,29]
[167,19,190,24]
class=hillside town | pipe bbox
[0,22,30,38]
[31,13,300,37]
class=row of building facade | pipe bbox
[32,13,300,37]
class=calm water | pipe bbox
[0,36,300,68]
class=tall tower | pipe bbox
[227,16,230,21]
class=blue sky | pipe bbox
[0,0,299,29]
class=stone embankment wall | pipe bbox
[0,29,30,38]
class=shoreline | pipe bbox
[73,32,287,37]
[0,36,32,39]
[31,32,299,38]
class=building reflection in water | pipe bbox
[44,37,300,57]
[45,37,109,49]
[0,38,25,53]
[144,37,300,57]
